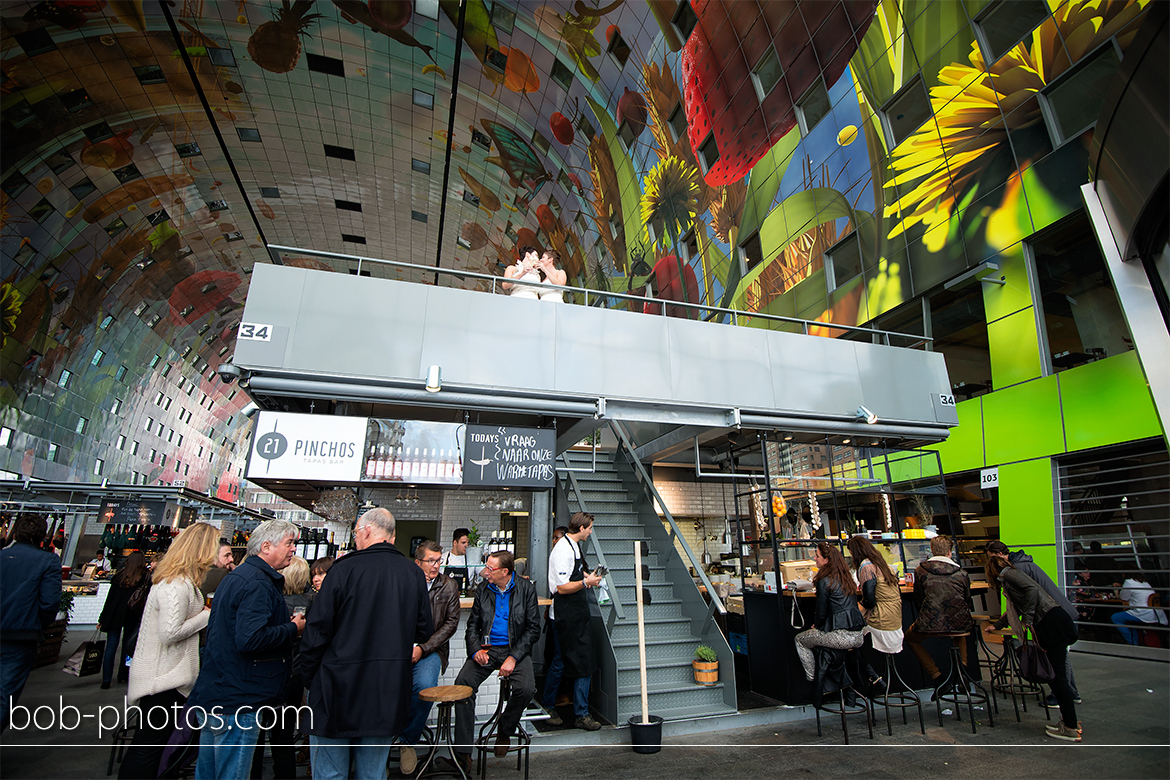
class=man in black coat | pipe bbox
[299,508,432,779]
[451,550,540,772]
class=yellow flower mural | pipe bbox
[640,156,700,251]
[883,0,1148,249]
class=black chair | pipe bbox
[106,713,136,776]
[933,632,994,734]
[869,646,925,736]
[812,646,873,744]
[989,629,1050,723]
[473,676,530,780]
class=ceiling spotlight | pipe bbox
[856,405,878,425]
[783,433,794,442]
[425,365,442,393]
[842,438,851,445]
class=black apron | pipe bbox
[553,540,597,678]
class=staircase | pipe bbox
[559,448,737,725]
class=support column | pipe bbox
[529,489,551,599]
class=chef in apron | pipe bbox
[442,527,471,593]
[548,512,603,730]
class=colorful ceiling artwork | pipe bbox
[0,0,1153,491]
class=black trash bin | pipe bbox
[627,715,663,754]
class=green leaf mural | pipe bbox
[585,94,644,277]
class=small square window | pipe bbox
[176,142,201,158]
[974,0,1049,64]
[164,397,173,411]
[672,1,698,41]
[146,416,154,431]
[150,449,157,463]
[306,52,344,76]
[880,76,932,149]
[668,103,687,142]
[29,198,54,224]
[0,426,12,447]
[59,369,71,388]
[551,59,574,92]
[323,144,356,161]
[150,354,161,368]
[94,458,103,476]
[751,46,783,102]
[47,443,58,462]
[207,47,237,67]
[411,210,428,223]
[116,434,126,450]
[146,208,169,225]
[412,158,431,174]
[796,79,831,136]
[457,236,472,249]
[471,129,491,151]
[697,133,719,174]
[59,88,92,113]
[206,199,228,212]
[341,233,366,244]
[111,398,121,415]
[412,89,434,109]
[161,362,171,377]
[70,178,97,200]
[105,218,127,237]
[76,417,88,435]
[112,164,141,183]
[16,27,57,56]
[131,440,140,455]
[490,2,516,34]
[484,46,508,74]
[237,127,262,142]
[826,232,863,292]
[531,129,551,154]
[576,115,595,142]
[44,149,75,175]
[618,120,637,152]
[116,365,128,381]
[181,345,192,357]
[740,231,764,274]
[2,171,30,198]
[1040,43,1120,146]
[463,190,480,206]
[95,263,112,281]
[134,65,167,85]
[91,349,104,366]
[607,30,631,68]
[334,198,362,212]
[259,186,280,198]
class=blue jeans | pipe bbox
[1,641,38,731]
[101,627,134,684]
[195,710,260,780]
[309,735,390,780]
[570,675,590,718]
[400,651,442,745]
[542,619,563,708]
[1112,611,1151,644]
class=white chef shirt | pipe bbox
[547,536,580,620]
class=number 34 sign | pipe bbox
[238,322,271,342]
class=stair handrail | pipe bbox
[611,421,727,616]
[562,465,627,622]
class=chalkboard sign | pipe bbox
[461,425,556,488]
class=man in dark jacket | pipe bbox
[452,550,540,772]
[397,540,460,773]
[189,520,304,780]
[299,508,432,780]
[1,514,62,732]
[906,536,973,692]
[987,541,1082,703]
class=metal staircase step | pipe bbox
[618,702,738,723]
[616,661,697,688]
[611,637,702,664]
[616,683,729,715]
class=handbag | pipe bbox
[62,631,105,677]
[1018,632,1056,684]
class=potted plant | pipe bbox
[464,519,484,569]
[693,644,718,685]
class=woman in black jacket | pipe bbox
[96,551,150,689]
[794,542,865,680]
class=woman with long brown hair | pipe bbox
[96,551,150,689]
[794,542,865,680]
[846,536,903,654]
[119,522,219,778]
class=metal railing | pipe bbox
[266,244,932,348]
[562,467,627,625]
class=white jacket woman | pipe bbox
[126,578,209,704]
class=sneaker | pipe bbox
[545,709,563,727]
[1073,696,1083,704]
[1045,694,1059,708]
[575,715,601,731]
[398,745,417,774]
[1046,721,1083,742]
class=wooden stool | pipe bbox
[870,648,925,736]
[474,677,530,780]
[416,685,473,780]
[812,647,873,744]
[933,632,993,734]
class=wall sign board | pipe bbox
[246,411,367,481]
[461,425,556,487]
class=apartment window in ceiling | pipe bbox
[672,1,698,41]
[47,443,58,462]
[618,119,637,152]
[116,434,126,450]
[59,369,71,388]
[94,458,103,476]
[29,198,54,224]
[91,349,104,366]
[15,27,56,57]
[161,362,171,378]
[207,47,237,67]
[551,58,573,92]
[929,284,991,395]
[335,199,362,212]
[739,231,764,275]
[111,398,121,415]
[531,129,551,154]
[607,28,631,68]
[105,218,127,237]
[1029,211,1133,373]
[341,233,366,244]
[751,45,783,102]
[416,0,440,20]
[796,79,832,137]
[259,186,280,199]
[667,102,687,143]
[471,129,492,151]
[76,417,87,435]
[412,158,431,174]
[116,365,128,382]
[160,454,167,468]
[131,440,139,455]
[974,0,1049,64]
[180,345,192,357]
[463,190,480,206]
[825,232,863,293]
[412,89,434,109]
[576,115,595,143]
[176,142,201,158]
[306,52,345,76]
[0,426,11,447]
[145,417,154,432]
[237,128,261,142]
[411,211,428,223]
[134,65,167,86]
[608,211,622,241]
[1039,42,1121,147]
[484,45,508,74]
[490,1,515,34]
[879,76,932,150]
[59,88,91,113]
[323,144,355,160]
[697,133,719,176]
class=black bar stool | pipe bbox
[987,627,1051,723]
[812,647,873,744]
[870,647,925,736]
[933,632,994,734]
[473,677,530,780]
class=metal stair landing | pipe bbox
[559,448,736,724]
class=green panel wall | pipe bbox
[998,458,1057,578]
[982,242,1033,323]
[986,309,1043,388]
[931,397,985,473]
[1059,351,1163,452]
[982,377,1066,464]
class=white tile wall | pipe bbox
[69,582,110,624]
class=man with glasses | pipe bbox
[448,550,540,773]
[397,541,460,774]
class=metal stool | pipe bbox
[988,629,1051,723]
[812,647,873,744]
[106,720,135,776]
[870,649,925,736]
[933,632,994,734]
[473,677,530,779]
[416,685,473,780]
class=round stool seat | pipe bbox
[420,685,473,703]
[934,631,971,638]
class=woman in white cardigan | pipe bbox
[119,522,219,779]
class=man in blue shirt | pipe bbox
[1,514,62,732]
[451,550,540,771]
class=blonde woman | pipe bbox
[119,522,219,779]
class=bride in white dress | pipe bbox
[536,250,566,302]
[502,245,542,300]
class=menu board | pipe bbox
[461,425,556,487]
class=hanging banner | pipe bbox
[461,425,556,487]
[246,412,367,481]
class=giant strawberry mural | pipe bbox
[680,0,878,186]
